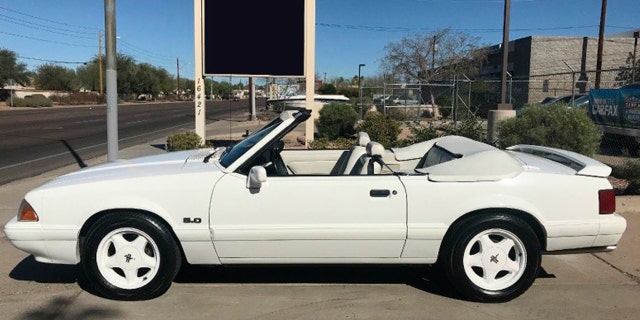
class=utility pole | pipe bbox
[499,0,512,109]
[98,30,103,95]
[595,0,607,89]
[104,0,118,161]
[633,31,639,83]
[176,57,180,96]
[487,0,516,144]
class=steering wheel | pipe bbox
[270,140,288,176]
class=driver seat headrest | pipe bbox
[366,141,385,157]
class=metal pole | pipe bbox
[176,57,180,96]
[358,63,365,119]
[595,0,607,89]
[563,60,576,106]
[633,31,639,83]
[98,30,103,95]
[499,0,511,108]
[104,0,118,161]
[9,78,13,108]
[249,77,256,121]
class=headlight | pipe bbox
[17,200,39,222]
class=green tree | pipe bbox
[76,57,102,92]
[616,52,640,84]
[317,103,358,139]
[356,113,401,147]
[34,64,78,91]
[0,48,30,86]
[318,83,337,94]
[116,53,138,96]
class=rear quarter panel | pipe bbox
[399,171,611,259]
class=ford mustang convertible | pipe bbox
[4,110,627,302]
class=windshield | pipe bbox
[219,117,284,167]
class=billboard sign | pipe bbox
[590,89,640,128]
[202,0,305,77]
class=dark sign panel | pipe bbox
[590,89,640,128]
[203,0,305,77]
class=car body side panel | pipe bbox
[399,170,615,256]
[13,167,221,265]
[210,173,408,260]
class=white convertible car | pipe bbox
[4,110,627,302]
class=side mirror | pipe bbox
[246,166,268,189]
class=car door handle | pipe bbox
[370,189,391,197]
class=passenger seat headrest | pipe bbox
[357,132,371,147]
[366,141,385,157]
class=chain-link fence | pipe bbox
[360,68,639,169]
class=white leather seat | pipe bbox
[349,141,384,175]
[337,132,371,175]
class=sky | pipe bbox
[0,0,638,83]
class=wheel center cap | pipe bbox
[117,246,141,270]
[482,248,507,269]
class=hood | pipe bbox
[41,149,221,188]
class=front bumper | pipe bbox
[4,217,79,264]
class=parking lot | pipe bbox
[1,119,639,320]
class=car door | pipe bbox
[210,172,407,261]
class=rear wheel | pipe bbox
[81,212,181,300]
[439,214,541,302]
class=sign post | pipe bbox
[194,0,206,140]
[197,0,315,144]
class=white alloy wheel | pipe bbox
[439,214,541,302]
[462,228,527,291]
[95,227,161,290]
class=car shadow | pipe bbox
[174,264,460,300]
[9,256,555,302]
[9,256,77,283]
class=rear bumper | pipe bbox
[546,213,627,252]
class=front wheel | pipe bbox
[81,212,181,300]
[439,214,541,302]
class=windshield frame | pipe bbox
[217,111,310,172]
[219,117,284,168]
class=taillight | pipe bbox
[598,190,616,214]
[17,200,39,222]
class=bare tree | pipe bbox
[381,28,487,116]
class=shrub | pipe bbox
[316,102,358,140]
[611,160,640,194]
[167,131,206,151]
[497,104,601,156]
[308,137,355,150]
[400,121,440,145]
[50,92,105,105]
[439,116,487,142]
[6,95,53,108]
[356,112,402,147]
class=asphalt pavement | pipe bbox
[0,107,638,319]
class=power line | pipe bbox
[0,30,94,48]
[317,22,637,34]
[18,55,88,65]
[0,16,94,40]
[0,5,98,31]
[118,39,174,61]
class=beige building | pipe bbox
[479,34,638,107]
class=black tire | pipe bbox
[81,212,181,300]
[439,214,541,303]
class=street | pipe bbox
[0,99,259,185]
